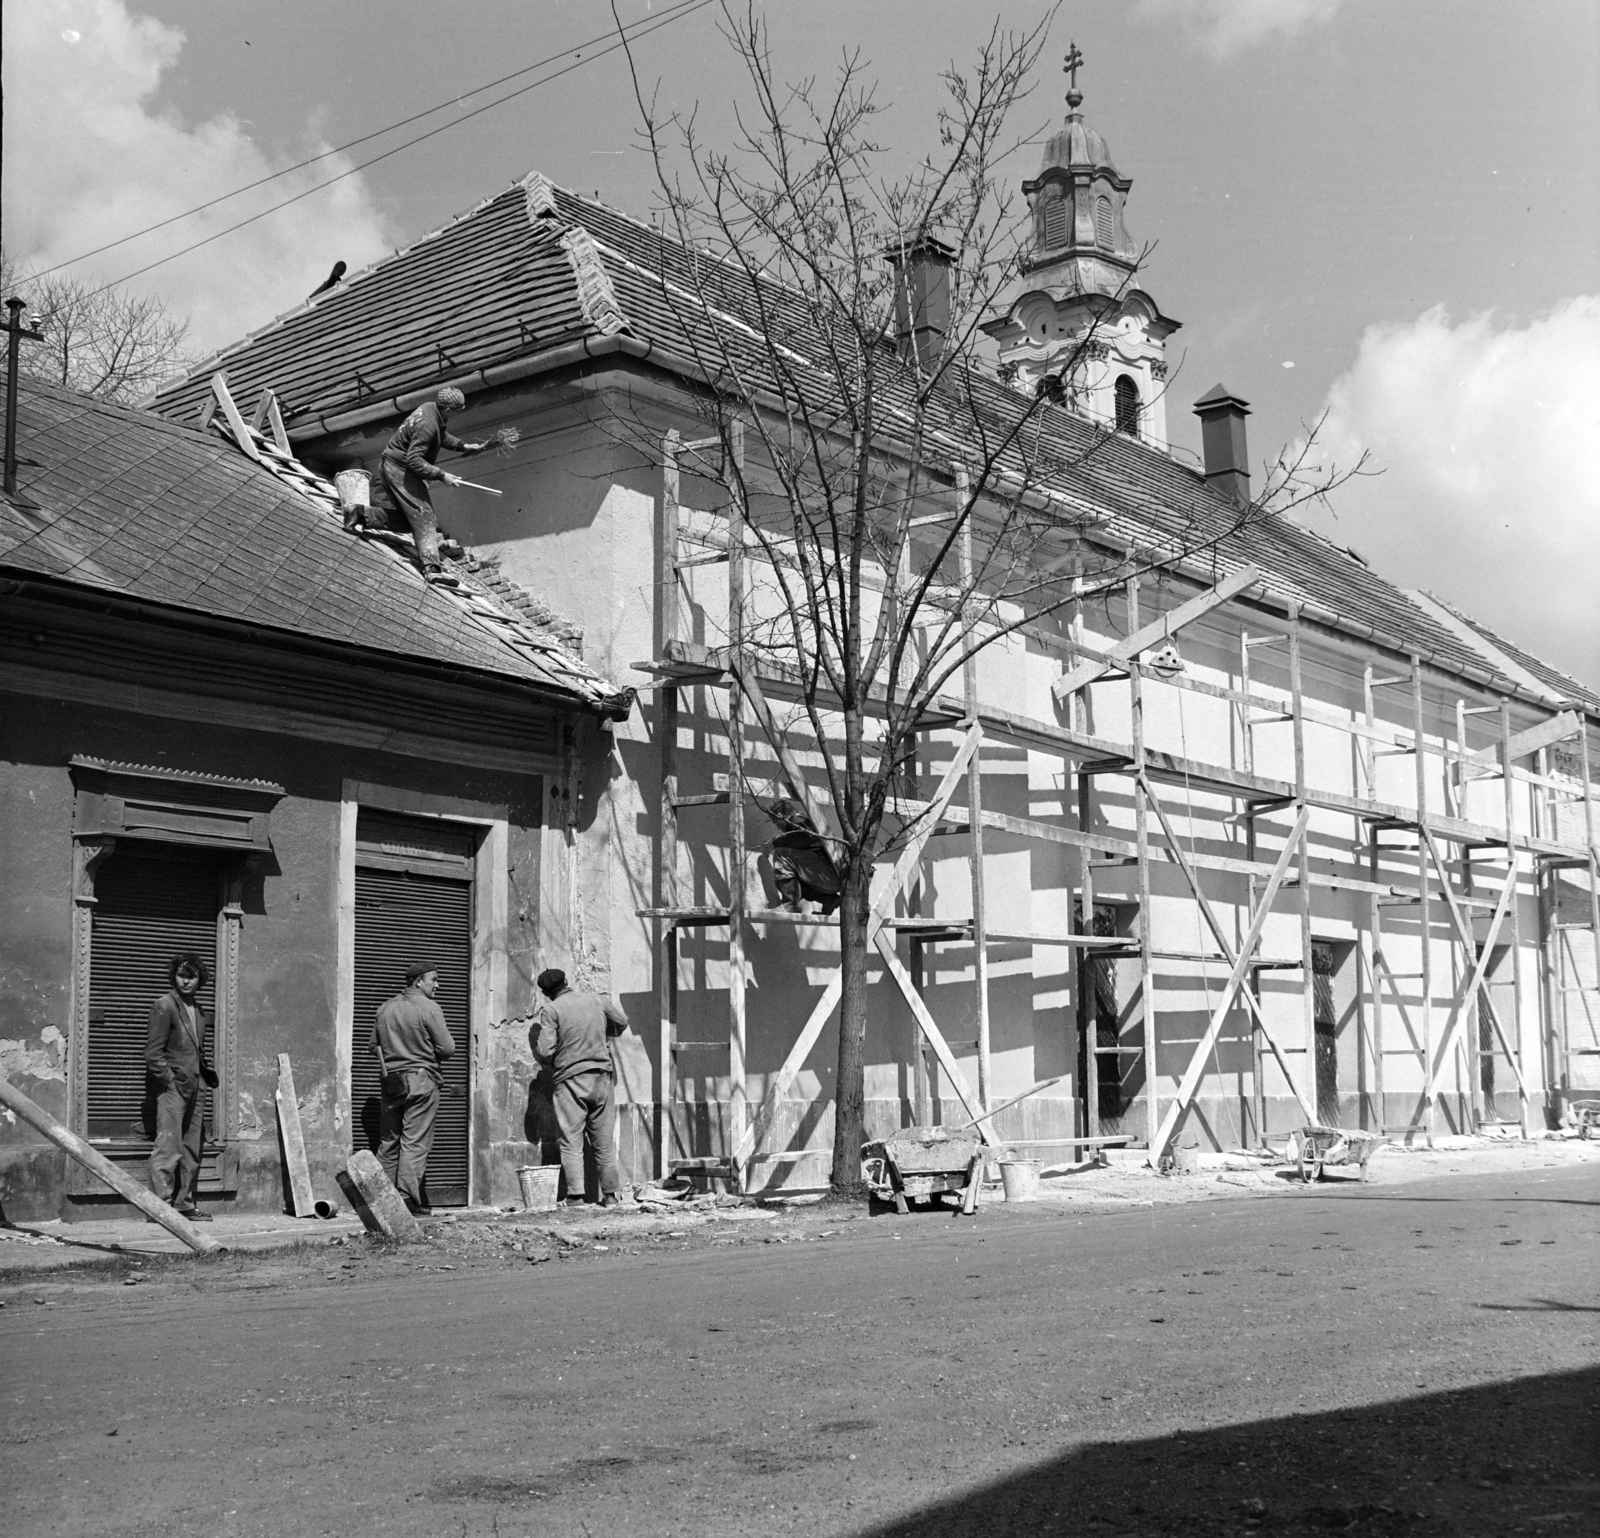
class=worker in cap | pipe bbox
[531,968,631,1208]
[764,797,841,915]
[370,961,456,1215]
[379,387,488,582]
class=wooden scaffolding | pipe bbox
[636,434,1600,1188]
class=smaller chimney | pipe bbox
[1192,383,1252,506]
[885,234,955,372]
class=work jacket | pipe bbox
[146,991,212,1095]
[382,402,465,482]
[372,987,456,1083]
[534,989,629,1087]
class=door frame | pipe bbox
[336,781,509,1206]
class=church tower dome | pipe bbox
[982,47,1180,449]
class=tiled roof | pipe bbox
[1,377,633,717]
[148,174,1593,708]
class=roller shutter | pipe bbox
[88,851,219,1141]
[353,813,475,1208]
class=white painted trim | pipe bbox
[333,799,360,1150]
[339,780,511,1206]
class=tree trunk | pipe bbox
[831,859,874,1191]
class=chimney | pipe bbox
[885,235,955,372]
[1192,384,1252,506]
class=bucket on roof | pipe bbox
[335,469,371,534]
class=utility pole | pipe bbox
[4,298,46,496]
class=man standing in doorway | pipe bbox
[379,387,487,582]
[146,951,219,1220]
[533,969,630,1208]
[372,963,456,1215]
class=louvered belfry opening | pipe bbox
[353,811,476,1207]
[88,848,220,1141]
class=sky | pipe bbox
[4,0,1597,684]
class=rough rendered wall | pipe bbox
[0,690,546,1220]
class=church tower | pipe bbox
[983,48,1179,449]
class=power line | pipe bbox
[73,0,716,295]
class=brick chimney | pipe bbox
[1193,384,1252,506]
[886,235,955,372]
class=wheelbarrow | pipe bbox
[1286,1125,1381,1183]
[1567,1100,1600,1139]
[862,1126,986,1214]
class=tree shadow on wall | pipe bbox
[850,1367,1600,1538]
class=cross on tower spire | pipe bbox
[1063,42,1084,109]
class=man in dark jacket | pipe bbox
[145,951,218,1219]
[371,962,456,1215]
[379,387,486,581]
[765,797,842,915]
[532,969,630,1207]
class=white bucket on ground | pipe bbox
[999,1159,1041,1203]
[334,468,371,512]
[516,1165,560,1212]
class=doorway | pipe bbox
[352,812,475,1207]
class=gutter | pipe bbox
[284,337,1598,730]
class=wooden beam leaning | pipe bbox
[727,420,749,1175]
[1460,710,1580,773]
[731,660,841,847]
[730,724,984,1171]
[871,931,996,1145]
[1424,865,1517,1103]
[275,1053,316,1218]
[1139,776,1318,1123]
[1419,828,1527,1101]
[0,1074,222,1254]
[1148,806,1311,1164]
[1051,565,1262,702]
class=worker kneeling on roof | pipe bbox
[380,387,487,582]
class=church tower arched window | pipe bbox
[1094,195,1115,250]
[1114,374,1140,435]
[1039,191,1068,249]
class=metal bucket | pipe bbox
[516,1165,560,1212]
[999,1159,1041,1203]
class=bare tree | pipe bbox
[2,254,194,404]
[617,3,1365,1189]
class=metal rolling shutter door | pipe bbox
[352,863,473,1207]
[88,853,219,1140]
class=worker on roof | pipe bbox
[379,387,487,583]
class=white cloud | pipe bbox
[1299,298,1600,688]
[2,0,392,365]
[1134,0,1341,59]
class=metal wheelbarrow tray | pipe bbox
[862,1127,985,1214]
[1286,1125,1382,1183]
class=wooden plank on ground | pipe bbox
[275,1053,317,1218]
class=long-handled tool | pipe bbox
[450,478,503,496]
[952,1074,1066,1133]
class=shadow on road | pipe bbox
[852,1367,1600,1537]
[1478,1298,1600,1313]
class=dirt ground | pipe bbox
[1,1140,1596,1537]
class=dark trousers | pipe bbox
[377,1069,440,1204]
[149,1083,204,1208]
[380,459,442,570]
[552,1069,621,1199]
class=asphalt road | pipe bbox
[3,1164,1596,1538]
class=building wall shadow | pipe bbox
[851,1367,1600,1537]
